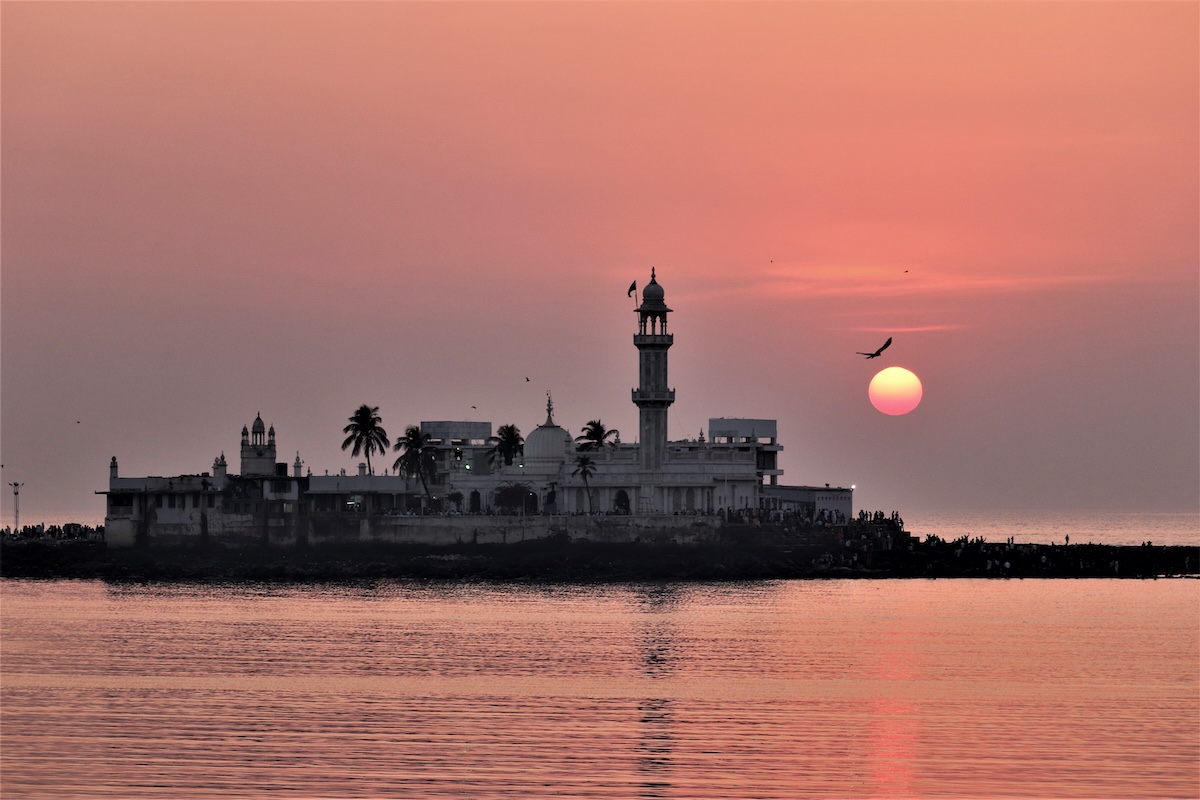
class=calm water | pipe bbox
[904,510,1199,547]
[2,579,1197,799]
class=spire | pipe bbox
[545,391,555,425]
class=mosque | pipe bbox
[102,270,853,547]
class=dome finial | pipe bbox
[546,391,554,424]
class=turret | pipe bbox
[240,414,277,476]
[293,453,302,478]
[110,456,118,480]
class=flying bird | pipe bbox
[857,337,892,359]
[525,377,530,382]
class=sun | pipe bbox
[869,367,923,415]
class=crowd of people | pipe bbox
[2,523,104,541]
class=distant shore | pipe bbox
[2,536,1196,582]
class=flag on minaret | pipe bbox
[627,280,637,297]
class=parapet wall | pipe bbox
[106,512,725,548]
[301,514,723,547]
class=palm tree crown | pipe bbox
[575,420,620,451]
[341,404,389,475]
[393,426,436,502]
[489,424,524,467]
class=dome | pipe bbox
[524,419,572,463]
[252,414,266,434]
[522,395,572,465]
[640,268,669,310]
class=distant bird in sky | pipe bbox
[471,406,476,409]
[857,337,893,359]
[627,280,637,297]
[525,377,530,382]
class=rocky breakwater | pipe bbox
[1,526,1196,583]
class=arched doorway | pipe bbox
[469,490,481,514]
[614,489,631,515]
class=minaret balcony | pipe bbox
[633,333,674,346]
[632,389,675,404]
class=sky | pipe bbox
[2,1,1197,526]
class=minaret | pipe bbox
[631,268,674,471]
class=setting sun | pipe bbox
[869,367,923,415]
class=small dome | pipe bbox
[640,268,668,309]
[252,414,266,434]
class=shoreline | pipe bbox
[2,538,1196,583]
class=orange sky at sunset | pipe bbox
[3,2,1197,524]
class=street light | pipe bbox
[9,482,24,532]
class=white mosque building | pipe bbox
[102,270,852,546]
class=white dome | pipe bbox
[524,420,572,463]
[522,395,572,465]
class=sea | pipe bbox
[902,509,1199,547]
[1,578,1197,799]
[2,511,1198,799]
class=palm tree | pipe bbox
[341,404,389,475]
[488,424,524,467]
[494,481,534,515]
[572,454,596,513]
[575,420,620,451]
[393,425,436,506]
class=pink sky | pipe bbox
[3,2,1197,525]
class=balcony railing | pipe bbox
[631,389,675,404]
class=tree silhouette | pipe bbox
[393,425,436,505]
[575,419,620,451]
[494,481,534,514]
[489,424,524,467]
[572,454,596,513]
[341,405,389,475]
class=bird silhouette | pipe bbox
[857,337,892,359]
[525,377,530,382]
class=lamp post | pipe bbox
[9,482,24,533]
